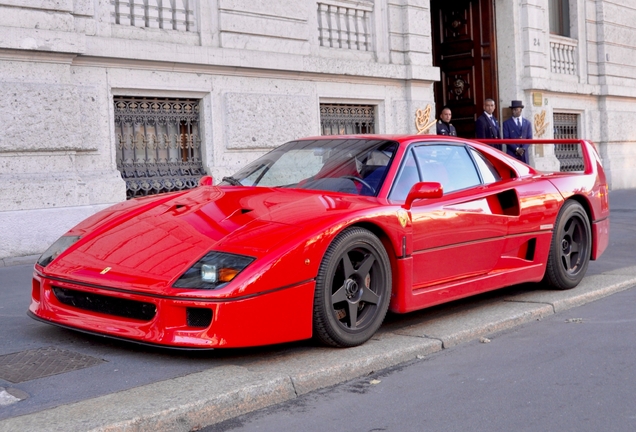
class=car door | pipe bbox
[395,143,513,289]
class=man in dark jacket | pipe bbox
[436,106,457,136]
[475,98,501,150]
[503,100,532,164]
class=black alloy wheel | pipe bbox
[543,200,591,290]
[313,227,392,347]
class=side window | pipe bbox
[413,145,481,193]
[469,148,502,184]
[389,149,420,201]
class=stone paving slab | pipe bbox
[604,265,636,276]
[505,272,636,313]
[244,334,442,396]
[0,254,38,267]
[394,301,554,348]
[0,366,296,432]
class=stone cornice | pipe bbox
[0,26,85,54]
[74,36,440,83]
[0,48,76,64]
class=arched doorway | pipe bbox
[431,0,499,138]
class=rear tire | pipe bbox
[313,227,392,347]
[543,200,591,290]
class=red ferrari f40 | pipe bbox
[29,136,610,348]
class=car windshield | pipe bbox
[221,139,399,196]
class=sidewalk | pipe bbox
[1,189,635,432]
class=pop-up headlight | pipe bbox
[173,252,254,289]
[37,236,80,268]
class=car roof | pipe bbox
[295,134,493,152]
[297,134,462,143]
[295,134,537,177]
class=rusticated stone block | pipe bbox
[224,92,315,150]
[0,82,100,152]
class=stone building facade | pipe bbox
[0,0,635,260]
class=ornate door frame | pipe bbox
[431,0,499,138]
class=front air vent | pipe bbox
[186,307,213,327]
[52,287,156,321]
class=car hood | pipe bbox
[43,186,374,291]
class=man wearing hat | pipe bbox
[503,100,532,163]
[436,106,457,136]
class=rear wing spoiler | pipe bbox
[474,138,602,175]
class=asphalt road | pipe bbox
[0,189,634,427]
[207,281,636,432]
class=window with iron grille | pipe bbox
[553,112,584,171]
[320,104,376,135]
[114,97,205,199]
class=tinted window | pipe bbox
[470,148,501,184]
[389,149,420,201]
[413,145,480,193]
[224,139,398,197]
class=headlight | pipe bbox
[173,252,254,289]
[37,236,80,267]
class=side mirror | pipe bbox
[403,182,443,209]
[198,175,214,186]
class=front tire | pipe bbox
[543,200,591,290]
[313,227,392,347]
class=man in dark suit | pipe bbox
[503,100,532,164]
[475,98,502,150]
[436,106,457,136]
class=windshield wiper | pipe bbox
[221,176,243,186]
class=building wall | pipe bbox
[585,0,636,189]
[1,0,635,260]
[495,0,636,184]
[0,0,438,260]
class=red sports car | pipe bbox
[29,135,610,349]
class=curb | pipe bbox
[0,255,38,268]
[2,267,636,432]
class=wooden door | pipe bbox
[431,0,498,138]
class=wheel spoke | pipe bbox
[564,219,577,238]
[356,253,376,277]
[360,287,380,305]
[341,253,355,278]
[346,301,358,329]
[562,252,572,271]
[331,285,348,305]
[570,240,580,254]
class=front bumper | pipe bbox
[29,272,315,349]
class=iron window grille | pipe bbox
[320,104,376,135]
[553,112,584,171]
[114,97,205,199]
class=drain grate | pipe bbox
[0,347,104,383]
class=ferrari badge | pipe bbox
[397,209,409,228]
